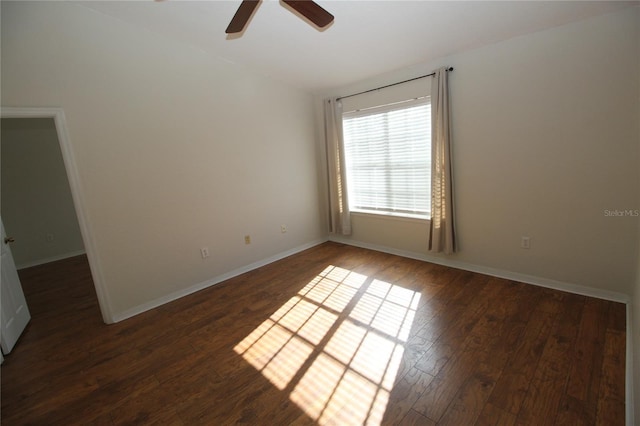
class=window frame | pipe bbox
[342,97,431,221]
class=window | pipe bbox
[342,97,431,219]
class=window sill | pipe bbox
[350,210,430,224]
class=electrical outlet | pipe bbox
[281,225,287,233]
[201,247,210,259]
[244,235,251,245]
[521,236,531,249]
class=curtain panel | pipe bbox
[324,98,352,235]
[429,67,456,253]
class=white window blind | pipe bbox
[342,98,431,219]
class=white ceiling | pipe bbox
[79,1,637,93]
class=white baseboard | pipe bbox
[17,250,87,270]
[329,236,634,425]
[328,236,630,304]
[626,305,634,426]
[108,235,635,424]
[111,238,328,323]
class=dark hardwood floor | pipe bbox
[1,242,626,425]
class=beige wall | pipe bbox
[1,118,85,268]
[3,0,640,418]
[1,2,324,319]
[318,7,640,298]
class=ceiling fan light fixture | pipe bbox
[225,0,334,35]
[226,0,260,34]
[282,0,334,28]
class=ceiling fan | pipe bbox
[226,0,334,34]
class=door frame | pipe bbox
[1,107,113,324]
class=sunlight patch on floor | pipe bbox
[234,265,420,424]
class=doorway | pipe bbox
[1,117,85,268]
[1,108,111,324]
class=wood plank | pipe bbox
[381,367,435,425]
[595,329,626,425]
[563,298,609,423]
[412,274,495,376]
[411,279,514,421]
[515,293,586,425]
[554,395,592,425]
[436,371,496,425]
[607,301,626,332]
[396,409,436,426]
[476,402,517,426]
[435,280,533,425]
[0,243,626,426]
[487,289,564,414]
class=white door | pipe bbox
[1,218,31,354]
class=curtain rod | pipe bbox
[336,67,453,101]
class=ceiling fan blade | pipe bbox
[226,0,260,34]
[282,0,334,28]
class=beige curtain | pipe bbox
[429,68,456,253]
[324,98,351,235]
